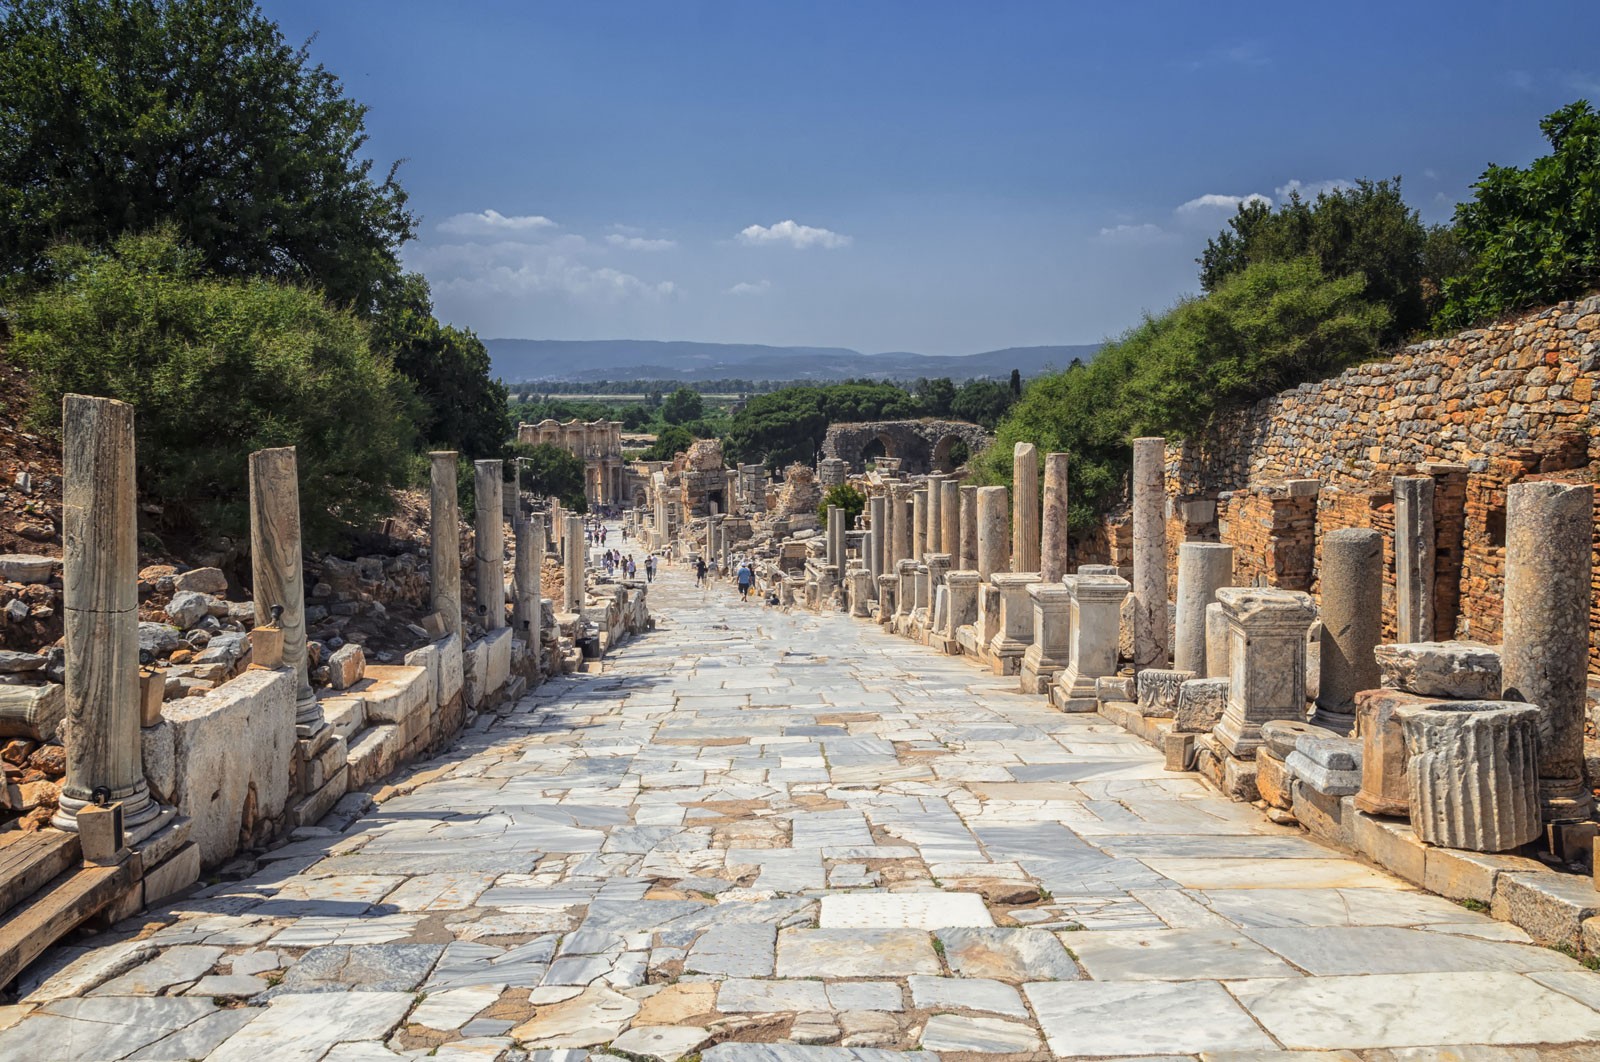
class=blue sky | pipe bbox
[264,1,1599,355]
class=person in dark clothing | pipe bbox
[695,557,707,586]
[737,562,754,600]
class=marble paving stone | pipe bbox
[0,998,220,1062]
[819,891,992,929]
[685,924,777,977]
[183,974,266,998]
[89,945,224,996]
[1024,980,1276,1056]
[125,1008,261,1060]
[1197,887,1500,929]
[206,991,416,1062]
[825,982,904,1012]
[1244,925,1579,975]
[716,977,830,1012]
[1229,972,1600,1049]
[409,984,503,1030]
[276,943,443,993]
[1142,858,1404,890]
[920,1014,1041,1053]
[907,975,1028,1018]
[777,928,943,978]
[704,1047,938,1062]
[1067,927,1301,981]
[934,926,1081,981]
[610,1024,712,1062]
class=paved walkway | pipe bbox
[6,539,1600,1061]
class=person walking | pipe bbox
[645,555,656,582]
[695,557,707,586]
[737,562,754,601]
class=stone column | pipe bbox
[848,568,872,618]
[1012,442,1041,574]
[1051,572,1132,712]
[1173,543,1233,676]
[1502,481,1594,825]
[976,486,1010,580]
[1315,528,1382,734]
[563,513,584,612]
[941,478,961,558]
[475,460,506,631]
[1394,475,1436,644]
[248,446,319,731]
[1396,700,1541,852]
[54,395,157,832]
[430,452,462,638]
[1212,588,1318,757]
[514,514,542,647]
[825,505,841,567]
[926,475,944,558]
[1021,582,1073,694]
[1040,452,1070,583]
[877,574,897,625]
[868,494,886,596]
[912,487,927,564]
[1203,602,1231,679]
[959,485,979,572]
[1132,437,1168,670]
[887,485,910,567]
[895,559,917,619]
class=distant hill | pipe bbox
[487,338,1099,385]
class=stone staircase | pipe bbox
[0,829,137,990]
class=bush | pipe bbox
[508,441,587,512]
[8,232,417,545]
[642,424,694,462]
[978,258,1387,528]
[723,382,919,468]
[1436,100,1600,329]
[818,483,866,531]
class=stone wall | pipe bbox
[822,420,991,475]
[1157,294,1600,668]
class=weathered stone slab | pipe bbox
[1396,700,1541,852]
[1375,641,1502,699]
[1173,677,1228,734]
[1135,668,1195,718]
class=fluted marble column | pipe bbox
[976,486,1010,580]
[1012,442,1040,574]
[959,485,978,572]
[940,478,961,558]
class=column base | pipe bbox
[1539,781,1595,825]
[54,778,160,833]
[1311,703,1356,737]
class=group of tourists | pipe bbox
[694,552,762,603]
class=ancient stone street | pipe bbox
[5,543,1600,1060]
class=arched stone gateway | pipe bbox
[822,420,991,475]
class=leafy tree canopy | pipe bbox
[1198,178,1430,342]
[949,379,1017,429]
[722,383,919,469]
[8,231,418,546]
[0,0,414,312]
[508,441,586,512]
[819,483,866,531]
[642,424,695,462]
[978,258,1387,529]
[660,387,705,424]
[1436,100,1600,328]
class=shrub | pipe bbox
[8,232,417,546]
[818,483,866,531]
[508,441,587,512]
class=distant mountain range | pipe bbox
[487,338,1101,385]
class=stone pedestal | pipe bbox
[1396,700,1541,852]
[1375,641,1501,699]
[925,552,952,591]
[943,569,980,634]
[1211,587,1318,758]
[959,485,979,572]
[1394,476,1436,644]
[911,565,931,630]
[876,575,897,625]
[1502,481,1594,825]
[474,460,506,631]
[1040,452,1069,583]
[896,559,917,619]
[1315,528,1382,734]
[1353,687,1437,817]
[248,446,320,732]
[941,479,961,559]
[976,486,1010,580]
[430,451,463,637]
[54,395,158,832]
[1131,437,1168,670]
[988,572,1036,675]
[1173,543,1232,676]
[1012,443,1040,573]
[1051,572,1132,712]
[1021,583,1073,694]
[848,568,872,618]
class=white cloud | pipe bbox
[737,219,852,249]
[1096,223,1172,245]
[437,209,557,237]
[409,239,674,305]
[1564,71,1600,96]
[1175,193,1273,216]
[725,280,772,295]
[1275,178,1355,201]
[605,234,677,251]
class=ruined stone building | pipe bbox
[517,418,627,507]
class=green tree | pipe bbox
[950,379,1015,429]
[370,274,508,458]
[0,0,414,312]
[642,424,694,461]
[977,258,1387,529]
[9,231,417,545]
[1008,368,1022,396]
[660,387,704,424]
[819,483,866,531]
[914,376,956,417]
[722,382,918,469]
[1198,178,1428,342]
[1437,100,1600,328]
[509,441,586,512]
